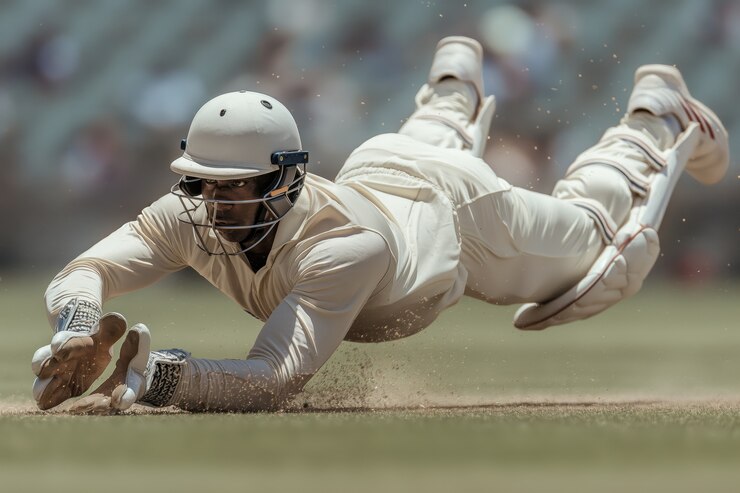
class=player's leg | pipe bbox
[460,111,679,303]
[397,36,496,158]
[511,65,728,329]
[464,65,728,327]
[460,179,609,304]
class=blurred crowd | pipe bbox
[0,0,737,281]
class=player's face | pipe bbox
[200,178,265,244]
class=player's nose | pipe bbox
[210,187,238,205]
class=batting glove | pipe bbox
[69,324,189,414]
[31,298,126,410]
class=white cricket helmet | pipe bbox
[170,90,308,256]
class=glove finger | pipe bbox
[35,373,77,410]
[38,342,108,402]
[51,331,94,361]
[116,327,142,368]
[85,356,127,398]
[35,355,67,380]
[51,313,126,362]
[32,376,53,404]
[90,312,127,349]
[36,355,89,409]
[68,393,117,415]
[31,345,53,376]
[111,324,151,410]
[127,324,151,373]
[36,350,78,380]
[84,326,144,399]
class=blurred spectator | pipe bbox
[0,0,735,278]
[484,133,542,190]
[477,4,563,102]
[17,29,80,90]
[59,120,129,200]
[0,83,15,140]
[128,66,206,131]
[703,0,740,47]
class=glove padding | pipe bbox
[69,323,151,415]
[32,312,127,410]
[513,223,659,330]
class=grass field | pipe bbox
[1,273,739,492]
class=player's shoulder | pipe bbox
[146,191,184,211]
[142,190,195,217]
[290,228,391,279]
[135,192,192,232]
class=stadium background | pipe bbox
[0,2,739,492]
[0,0,737,279]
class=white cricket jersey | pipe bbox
[46,149,470,397]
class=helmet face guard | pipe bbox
[170,151,307,256]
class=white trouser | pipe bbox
[398,80,664,304]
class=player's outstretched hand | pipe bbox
[69,324,151,415]
[32,312,127,410]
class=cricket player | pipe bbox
[32,36,729,413]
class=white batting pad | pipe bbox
[514,123,701,331]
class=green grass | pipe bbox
[3,405,740,492]
[1,272,740,492]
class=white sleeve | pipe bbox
[170,230,391,412]
[45,195,189,326]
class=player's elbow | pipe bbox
[266,363,313,410]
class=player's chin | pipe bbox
[216,228,249,244]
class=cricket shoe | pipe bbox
[627,64,729,184]
[429,36,486,106]
[412,36,496,157]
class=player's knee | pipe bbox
[554,166,633,225]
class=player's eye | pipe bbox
[203,179,217,185]
[230,180,247,188]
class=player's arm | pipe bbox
[71,231,392,413]
[33,194,189,410]
[45,194,189,322]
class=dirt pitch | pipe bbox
[3,395,740,416]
